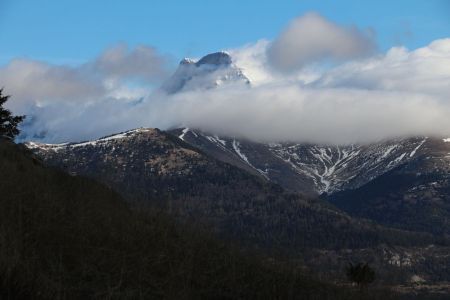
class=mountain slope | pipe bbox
[25,129,450,289]
[4,139,398,300]
[169,128,431,195]
[328,138,450,236]
[26,128,435,251]
[169,128,450,238]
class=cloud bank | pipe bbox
[1,14,450,145]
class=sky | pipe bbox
[1,0,449,65]
[1,1,450,144]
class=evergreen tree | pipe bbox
[346,262,375,289]
[0,89,25,140]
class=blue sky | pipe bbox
[0,0,449,65]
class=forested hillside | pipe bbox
[0,140,402,299]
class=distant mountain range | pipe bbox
[25,126,450,285]
[169,128,441,195]
[28,128,417,249]
[24,51,450,288]
[169,128,450,235]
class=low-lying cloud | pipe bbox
[1,14,450,145]
[158,84,450,144]
[267,13,377,72]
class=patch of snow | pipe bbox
[232,139,268,179]
[179,128,189,141]
[205,135,228,150]
[269,144,364,193]
[25,141,68,152]
[307,146,361,193]
[214,135,226,146]
[71,128,151,148]
[388,153,406,167]
[381,145,397,158]
[27,128,152,151]
[443,138,450,143]
[232,140,251,165]
[410,138,427,157]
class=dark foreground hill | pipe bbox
[0,140,401,299]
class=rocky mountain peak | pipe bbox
[195,51,232,66]
[162,51,249,94]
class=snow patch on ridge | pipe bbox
[382,145,397,159]
[179,128,190,141]
[410,138,427,157]
[232,139,268,179]
[26,128,153,151]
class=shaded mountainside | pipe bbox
[328,138,450,236]
[169,128,450,236]
[26,128,436,251]
[2,139,399,300]
[24,129,450,290]
[170,128,432,195]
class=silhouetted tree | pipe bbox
[0,89,25,140]
[346,262,375,289]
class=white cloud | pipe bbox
[0,59,105,111]
[228,40,274,84]
[229,40,323,86]
[1,18,450,145]
[0,43,170,109]
[0,44,170,140]
[155,84,450,145]
[314,38,450,97]
[267,12,376,72]
[91,43,170,83]
[153,38,450,144]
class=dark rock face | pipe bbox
[196,51,232,66]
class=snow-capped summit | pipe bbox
[162,51,250,94]
[180,58,196,65]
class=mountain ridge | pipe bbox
[24,127,450,287]
[169,128,442,195]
